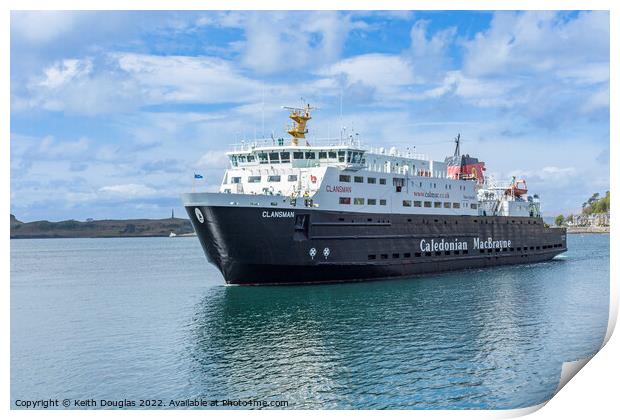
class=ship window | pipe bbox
[339,174,351,182]
[247,155,255,162]
[392,253,400,259]
[354,198,365,205]
[354,176,364,183]
[379,178,386,185]
[230,156,238,167]
[367,177,376,184]
[434,202,441,208]
[231,177,241,184]
[453,202,460,209]
[380,254,388,259]
[258,153,268,164]
[454,250,460,255]
[339,197,351,205]
[425,252,432,257]
[445,251,450,255]
[288,175,298,182]
[367,199,377,205]
[435,251,441,256]
[248,176,261,183]
[444,202,451,208]
[267,175,281,182]
[280,152,290,163]
[269,152,280,163]
[338,151,346,162]
[239,155,247,163]
[368,254,376,260]
[415,252,422,257]
[329,151,337,159]
[411,201,420,207]
[379,199,387,205]
[305,152,316,160]
[463,250,468,254]
[293,152,304,159]
[424,201,431,208]
[471,203,477,210]
[318,151,327,159]
[403,200,412,207]
[404,252,411,258]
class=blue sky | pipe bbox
[10,10,609,221]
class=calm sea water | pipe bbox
[11,234,609,409]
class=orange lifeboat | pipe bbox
[506,178,528,197]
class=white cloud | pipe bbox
[39,58,93,89]
[11,11,78,44]
[462,11,609,80]
[226,11,353,74]
[196,151,230,168]
[99,183,157,197]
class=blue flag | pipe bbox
[194,173,204,179]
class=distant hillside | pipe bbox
[10,214,195,239]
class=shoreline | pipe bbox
[566,226,609,234]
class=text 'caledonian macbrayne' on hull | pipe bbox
[182,105,567,285]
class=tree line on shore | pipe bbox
[555,191,610,226]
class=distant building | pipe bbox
[86,218,94,222]
[565,212,609,227]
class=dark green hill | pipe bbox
[10,214,194,239]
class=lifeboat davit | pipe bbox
[506,179,528,197]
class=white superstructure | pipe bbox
[212,105,541,218]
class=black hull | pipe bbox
[185,205,567,285]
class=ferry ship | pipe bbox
[182,105,567,285]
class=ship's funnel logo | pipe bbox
[195,208,205,224]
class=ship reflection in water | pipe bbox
[187,239,607,409]
[10,235,608,409]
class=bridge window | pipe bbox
[248,176,261,183]
[367,199,377,205]
[258,153,268,164]
[354,198,365,205]
[247,155,255,162]
[338,151,346,162]
[339,174,351,182]
[231,177,241,184]
[328,151,337,159]
[304,152,316,160]
[339,197,351,205]
[293,152,304,159]
[267,175,281,182]
[268,152,280,163]
[230,156,238,167]
[318,151,327,159]
[280,152,290,163]
[287,174,298,182]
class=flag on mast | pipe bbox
[194,173,204,179]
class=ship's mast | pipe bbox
[283,104,313,146]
